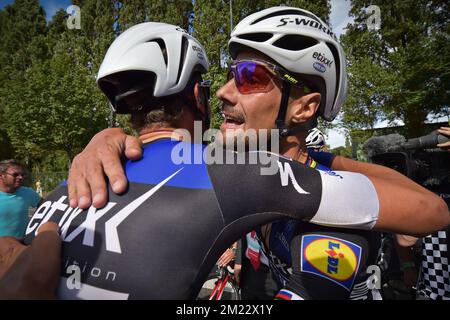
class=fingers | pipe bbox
[68,156,94,209]
[85,160,109,209]
[217,256,226,267]
[438,127,450,139]
[437,144,450,151]
[101,146,128,196]
[36,221,60,235]
[217,254,228,267]
[67,166,79,208]
[0,237,27,279]
[104,135,143,195]
[437,127,450,151]
[68,128,134,209]
[395,234,419,247]
[438,127,450,136]
[217,250,236,267]
[124,135,143,161]
[29,223,61,291]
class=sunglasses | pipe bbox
[227,59,311,95]
[4,172,25,178]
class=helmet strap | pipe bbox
[186,80,211,128]
[288,117,318,136]
[276,83,318,137]
[276,83,292,137]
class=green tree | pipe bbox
[3,43,110,164]
[341,0,450,137]
[117,0,192,30]
[330,145,353,158]
[0,0,49,162]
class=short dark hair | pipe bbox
[0,159,23,173]
[130,72,203,132]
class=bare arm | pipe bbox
[330,155,450,236]
[0,223,61,299]
[331,155,427,192]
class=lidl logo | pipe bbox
[301,235,362,291]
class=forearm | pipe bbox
[332,155,427,193]
[329,155,450,235]
[371,175,449,236]
[310,169,449,236]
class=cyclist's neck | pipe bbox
[280,138,309,164]
[139,127,186,144]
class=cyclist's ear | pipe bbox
[194,82,206,115]
[288,92,321,126]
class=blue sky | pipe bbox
[0,0,72,20]
[0,0,355,147]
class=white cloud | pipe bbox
[327,130,347,149]
[330,0,354,37]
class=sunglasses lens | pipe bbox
[232,62,275,94]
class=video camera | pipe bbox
[365,133,450,189]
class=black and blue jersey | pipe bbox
[24,139,379,299]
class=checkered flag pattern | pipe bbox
[417,230,450,300]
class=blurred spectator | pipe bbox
[217,243,237,268]
[437,127,450,152]
[0,160,42,238]
[35,180,43,197]
[234,232,279,300]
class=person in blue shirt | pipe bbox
[0,159,41,238]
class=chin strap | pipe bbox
[190,80,211,128]
[276,83,318,137]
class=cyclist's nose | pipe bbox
[217,78,238,106]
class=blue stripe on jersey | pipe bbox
[125,139,213,190]
[315,162,330,172]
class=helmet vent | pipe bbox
[148,39,168,67]
[251,9,321,25]
[176,36,189,84]
[237,33,273,42]
[273,35,318,51]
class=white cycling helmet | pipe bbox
[229,6,347,124]
[306,128,326,150]
[97,22,210,114]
